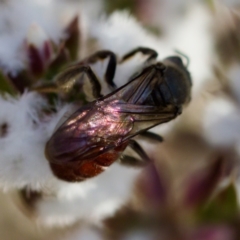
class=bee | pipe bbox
[44,47,192,182]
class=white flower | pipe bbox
[203,96,240,146]
[0,0,63,73]
[35,163,141,226]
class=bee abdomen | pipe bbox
[49,145,126,181]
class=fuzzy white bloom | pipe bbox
[0,92,55,190]
[27,23,50,49]
[203,97,240,146]
[35,164,141,226]
[0,0,104,74]
[90,11,169,57]
[0,0,64,73]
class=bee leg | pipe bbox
[128,139,151,163]
[31,82,61,93]
[120,155,148,167]
[80,50,117,89]
[32,65,103,98]
[139,131,163,142]
[54,65,103,98]
[120,47,158,64]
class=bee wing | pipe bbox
[46,100,178,164]
[46,102,134,163]
[108,102,179,142]
[105,66,163,104]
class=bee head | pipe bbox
[161,55,192,106]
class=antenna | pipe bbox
[174,49,190,68]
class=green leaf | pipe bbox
[198,184,239,223]
[0,71,16,95]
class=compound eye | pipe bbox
[165,56,184,68]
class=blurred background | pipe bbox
[0,0,240,239]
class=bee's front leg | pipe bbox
[33,65,103,99]
[120,47,158,64]
[80,50,117,89]
[33,50,118,99]
[54,65,103,98]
